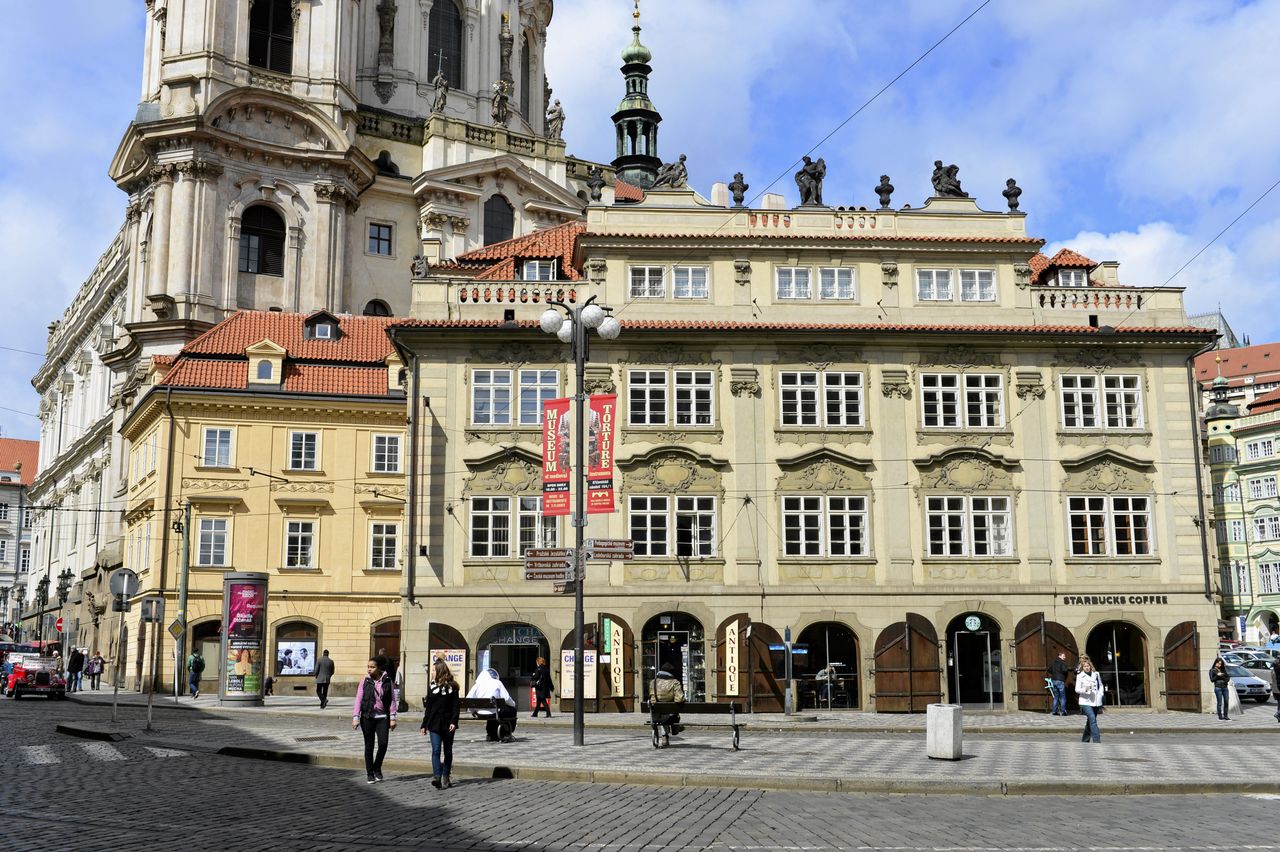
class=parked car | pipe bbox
[1235,658,1279,690]
[4,655,66,700]
[1227,665,1273,703]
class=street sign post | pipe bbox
[523,547,575,582]
[109,568,141,724]
[55,617,63,633]
[586,538,634,561]
[167,619,184,641]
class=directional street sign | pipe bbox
[586,538,634,561]
[523,547,575,582]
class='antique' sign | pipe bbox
[1060,595,1170,606]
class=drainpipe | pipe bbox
[406,352,420,606]
[154,387,177,692]
[1187,340,1218,601]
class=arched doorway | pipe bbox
[600,613,635,712]
[274,620,319,679]
[873,614,942,713]
[716,616,785,712]
[945,612,1003,708]
[1012,613,1078,712]
[641,612,705,702]
[426,623,470,691]
[192,620,222,693]
[370,618,401,678]
[1163,621,1201,712]
[479,622,549,710]
[797,621,860,709]
[1085,621,1148,706]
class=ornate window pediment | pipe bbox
[775,449,872,492]
[462,446,543,495]
[1060,449,1154,492]
[618,446,726,495]
[913,447,1018,492]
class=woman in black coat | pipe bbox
[531,656,554,718]
[419,658,460,788]
[1209,657,1232,721]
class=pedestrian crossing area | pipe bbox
[18,743,189,765]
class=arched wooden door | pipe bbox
[1162,621,1201,712]
[873,613,942,713]
[1013,613,1079,712]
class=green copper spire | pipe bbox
[621,1,652,64]
[611,0,662,189]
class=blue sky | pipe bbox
[2,1,1278,443]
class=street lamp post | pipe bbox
[0,586,10,639]
[57,568,73,660]
[34,575,49,646]
[539,296,621,747]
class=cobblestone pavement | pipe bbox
[3,701,1278,852]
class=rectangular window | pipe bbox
[674,371,714,426]
[926,496,967,556]
[1259,562,1279,596]
[675,496,717,557]
[782,496,823,556]
[470,496,511,558]
[370,522,399,570]
[1236,561,1252,596]
[775,267,811,300]
[1230,519,1246,542]
[1249,476,1279,500]
[1069,495,1151,556]
[628,370,668,426]
[1253,516,1280,541]
[1216,521,1228,544]
[824,372,863,427]
[1209,445,1238,464]
[367,223,393,256]
[826,496,868,557]
[284,520,315,568]
[518,369,559,426]
[1060,375,1100,428]
[964,374,1005,428]
[517,496,558,555]
[819,268,856,300]
[471,369,513,426]
[288,431,318,470]
[372,434,401,473]
[629,495,669,557]
[673,266,709,299]
[922,496,1014,558]
[197,518,229,567]
[970,496,1013,556]
[959,269,996,302]
[522,260,556,281]
[19,546,29,571]
[22,508,32,528]
[1056,269,1088,287]
[779,371,864,428]
[202,428,233,468]
[921,374,960,428]
[629,266,665,299]
[0,541,7,562]
[1103,375,1143,429]
[1223,483,1241,502]
[1246,439,1275,461]
[780,372,820,427]
[916,269,953,301]
[0,503,8,521]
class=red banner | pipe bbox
[541,397,571,516]
[587,394,618,514]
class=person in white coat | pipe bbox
[466,668,518,741]
[1075,654,1104,743]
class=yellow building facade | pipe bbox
[116,310,406,696]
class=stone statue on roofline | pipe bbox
[1002,178,1022,211]
[728,172,749,207]
[930,160,968,198]
[794,156,826,206]
[431,68,449,114]
[652,154,689,189]
[491,79,512,126]
[545,99,565,140]
[586,166,606,202]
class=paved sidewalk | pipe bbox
[59,690,1280,796]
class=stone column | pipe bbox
[167,163,196,302]
[879,363,915,585]
[147,165,175,299]
[729,364,764,586]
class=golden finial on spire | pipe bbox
[634,0,641,21]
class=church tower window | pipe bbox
[428,0,464,88]
[239,206,287,277]
[248,0,295,75]
[483,195,514,246]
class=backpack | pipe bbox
[189,654,206,675]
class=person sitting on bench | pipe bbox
[467,667,518,741]
[651,662,685,746]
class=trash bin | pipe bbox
[926,703,963,760]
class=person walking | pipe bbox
[419,658,460,789]
[650,662,685,747]
[66,648,85,693]
[86,651,106,691]
[186,648,206,699]
[1047,651,1071,716]
[352,655,398,783]
[1075,654,1104,743]
[531,656,554,718]
[1209,657,1232,721]
[314,649,335,709]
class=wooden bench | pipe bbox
[641,701,742,750]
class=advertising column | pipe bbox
[220,572,268,706]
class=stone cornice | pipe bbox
[28,415,114,498]
[34,235,128,391]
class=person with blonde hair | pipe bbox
[1075,654,1104,743]
[420,658,460,789]
[531,655,554,718]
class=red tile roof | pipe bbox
[586,232,1044,246]
[1028,252,1050,280]
[182,311,397,362]
[1195,343,1280,385]
[0,438,39,485]
[1048,248,1096,268]
[614,178,644,202]
[161,360,392,397]
[474,257,517,281]
[457,222,585,281]
[1247,387,1280,414]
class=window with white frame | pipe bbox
[1223,483,1241,502]
[628,369,717,427]
[202,427,233,468]
[775,267,812,300]
[675,496,717,557]
[22,508,32,528]
[197,518,229,567]
[674,371,714,426]
[0,541,7,562]
[819,268,856,300]
[1055,269,1088,287]
[781,495,868,557]
[19,546,29,572]
[1259,561,1279,595]
[627,495,718,558]
[925,495,1012,557]
[629,495,669,557]
[1245,439,1275,461]
[521,260,556,281]
[628,370,667,426]
[1068,495,1152,556]
[916,269,952,301]
[1060,375,1099,428]
[1060,374,1145,430]
[1235,560,1252,596]
[1103,376,1144,428]
[0,503,7,521]
[673,266,709,299]
[921,373,1004,428]
[369,522,399,569]
[471,369,560,426]
[1231,519,1246,542]
[1250,476,1279,500]
[284,520,316,568]
[288,431,318,470]
[371,434,401,473]
[779,371,864,427]
[518,370,559,426]
[1253,515,1280,542]
[469,496,511,558]
[959,270,996,302]
[629,266,665,299]
[517,496,558,555]
[1216,521,1228,544]
[1209,444,1238,464]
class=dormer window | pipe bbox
[522,260,556,281]
[1055,269,1088,287]
[256,360,273,380]
[303,311,342,341]
[314,323,333,340]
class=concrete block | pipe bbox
[710,182,729,207]
[926,703,962,760]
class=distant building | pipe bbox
[0,439,38,633]
[1195,342,1280,411]
[1187,311,1241,349]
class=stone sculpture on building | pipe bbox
[728,172,749,207]
[931,160,968,198]
[491,79,512,125]
[545,99,565,139]
[876,175,894,208]
[795,156,826,206]
[652,154,688,189]
[586,166,606,202]
[430,68,449,114]
[1003,178,1022,211]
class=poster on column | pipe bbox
[586,394,617,514]
[560,649,597,700]
[542,397,571,516]
[222,574,267,700]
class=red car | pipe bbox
[4,654,66,700]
